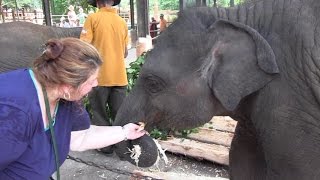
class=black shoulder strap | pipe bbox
[42,85,60,180]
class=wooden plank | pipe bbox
[176,128,234,147]
[133,170,229,180]
[203,116,237,133]
[158,138,230,165]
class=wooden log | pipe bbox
[133,170,229,180]
[176,128,234,147]
[202,116,237,133]
[158,138,229,165]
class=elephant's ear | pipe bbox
[202,20,279,111]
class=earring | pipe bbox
[63,92,71,100]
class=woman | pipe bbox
[67,5,77,27]
[0,38,145,179]
[77,7,87,27]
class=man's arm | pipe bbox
[123,21,129,58]
[124,46,128,58]
[79,15,93,43]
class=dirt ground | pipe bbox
[60,149,229,180]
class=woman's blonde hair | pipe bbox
[32,38,102,88]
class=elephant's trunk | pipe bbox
[113,91,158,167]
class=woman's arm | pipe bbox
[70,123,145,152]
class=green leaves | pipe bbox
[159,0,179,10]
[149,128,200,140]
[150,128,169,140]
[2,0,41,9]
[178,128,199,138]
[126,52,146,93]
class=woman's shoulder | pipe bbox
[0,68,33,91]
[0,69,38,112]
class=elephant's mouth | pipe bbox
[114,134,158,167]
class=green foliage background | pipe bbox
[2,0,95,15]
[126,52,146,92]
[2,0,42,9]
[2,0,248,14]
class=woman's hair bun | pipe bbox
[44,39,64,60]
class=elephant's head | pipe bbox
[114,9,279,167]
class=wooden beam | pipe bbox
[175,127,234,147]
[133,170,229,180]
[202,116,237,133]
[158,138,230,165]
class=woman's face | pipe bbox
[70,69,99,101]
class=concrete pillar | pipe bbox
[130,29,138,48]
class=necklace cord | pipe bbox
[41,85,60,180]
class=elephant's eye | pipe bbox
[144,75,165,94]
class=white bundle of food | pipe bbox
[128,122,168,167]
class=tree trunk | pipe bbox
[179,0,186,11]
[213,0,217,7]
[136,0,149,37]
[14,0,19,21]
[196,0,201,7]
[0,0,4,23]
[202,0,207,6]
[230,0,235,7]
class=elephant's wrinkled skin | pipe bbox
[113,0,320,179]
[0,22,81,73]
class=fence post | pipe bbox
[34,9,37,23]
[12,8,16,21]
[22,8,25,21]
[0,6,4,23]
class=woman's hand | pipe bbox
[122,123,146,140]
